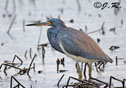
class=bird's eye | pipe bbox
[48,21,52,24]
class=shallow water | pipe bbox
[0,0,126,88]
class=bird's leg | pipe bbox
[87,63,92,81]
[75,62,82,80]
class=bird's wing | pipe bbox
[58,27,113,63]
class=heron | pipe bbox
[26,18,113,80]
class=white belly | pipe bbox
[59,42,97,63]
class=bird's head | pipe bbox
[26,18,65,28]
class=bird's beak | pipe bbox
[26,21,51,26]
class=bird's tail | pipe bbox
[105,55,113,63]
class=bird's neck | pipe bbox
[47,25,66,53]
[48,25,66,34]
[56,25,66,31]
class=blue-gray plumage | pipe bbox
[47,18,113,63]
[26,18,113,79]
[27,18,113,63]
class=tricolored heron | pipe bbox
[27,18,113,80]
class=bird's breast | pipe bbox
[47,31,63,53]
